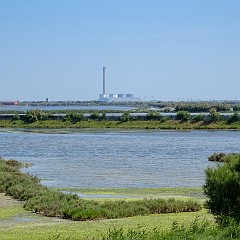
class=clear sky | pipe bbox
[1,0,240,101]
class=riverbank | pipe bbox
[0,119,240,130]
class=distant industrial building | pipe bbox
[0,100,19,106]
[98,67,141,102]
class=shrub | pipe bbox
[12,114,20,121]
[192,114,205,122]
[6,159,22,168]
[208,153,227,162]
[23,109,50,123]
[227,112,240,124]
[146,111,161,121]
[176,111,190,122]
[160,116,170,123]
[207,108,222,123]
[203,153,240,225]
[99,112,107,121]
[70,112,84,123]
[90,112,100,120]
[120,112,132,122]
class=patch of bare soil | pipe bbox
[0,193,22,207]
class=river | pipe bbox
[0,129,239,188]
[0,105,135,112]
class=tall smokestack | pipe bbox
[103,67,106,95]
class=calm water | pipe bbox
[0,129,239,188]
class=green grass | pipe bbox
[0,205,212,240]
[0,186,209,239]
[2,189,237,240]
[98,218,240,240]
[0,206,25,219]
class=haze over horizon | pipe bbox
[1,1,240,102]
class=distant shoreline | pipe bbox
[0,119,240,130]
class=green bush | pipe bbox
[23,109,50,123]
[207,108,222,123]
[192,114,205,122]
[120,112,132,122]
[146,111,161,121]
[90,112,100,120]
[160,116,170,123]
[12,114,20,121]
[176,111,190,122]
[203,153,240,225]
[227,112,240,124]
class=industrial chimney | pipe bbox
[103,67,106,95]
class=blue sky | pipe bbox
[1,0,240,101]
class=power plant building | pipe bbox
[98,67,141,102]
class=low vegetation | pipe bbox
[1,118,240,130]
[0,158,201,221]
[98,219,240,240]
[96,153,240,239]
[204,153,240,225]
[208,152,228,162]
[2,154,240,239]
[1,108,240,129]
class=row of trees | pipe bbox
[176,110,240,123]
[151,102,233,113]
[11,109,240,124]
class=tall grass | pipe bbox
[0,159,201,221]
[97,218,240,240]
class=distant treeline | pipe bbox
[150,102,236,112]
[1,109,240,124]
[13,100,240,113]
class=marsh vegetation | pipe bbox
[1,154,240,239]
[0,159,201,221]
